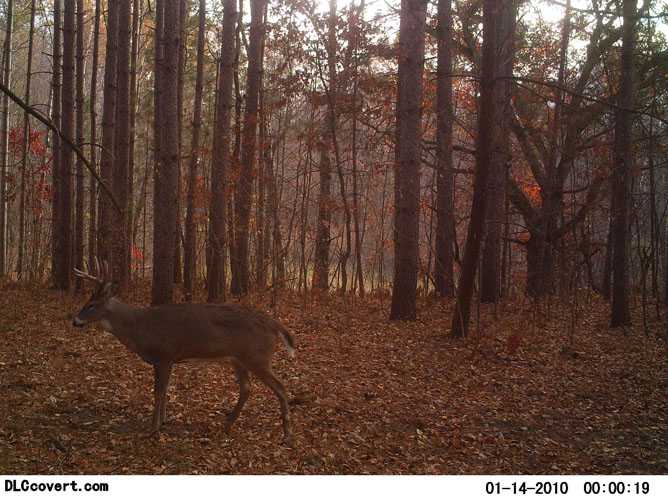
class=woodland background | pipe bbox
[0,0,667,474]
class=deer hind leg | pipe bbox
[254,367,292,446]
[152,362,173,432]
[224,361,250,434]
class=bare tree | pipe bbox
[99,0,119,264]
[17,0,36,279]
[184,0,207,301]
[312,0,338,292]
[54,0,76,290]
[480,0,516,303]
[152,0,181,305]
[207,0,237,302]
[434,0,455,298]
[451,0,498,337]
[88,0,101,268]
[113,0,132,290]
[74,0,85,290]
[0,0,13,276]
[610,0,636,327]
[50,0,62,280]
[233,0,266,296]
[390,0,428,320]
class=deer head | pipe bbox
[73,260,115,328]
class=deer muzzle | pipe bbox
[72,317,85,328]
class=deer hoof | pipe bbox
[282,434,293,447]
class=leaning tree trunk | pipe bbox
[184,0,206,301]
[207,0,237,302]
[450,0,498,337]
[610,0,636,327]
[389,0,428,320]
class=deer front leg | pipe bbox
[152,362,173,432]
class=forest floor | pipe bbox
[0,282,666,474]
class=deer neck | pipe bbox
[102,298,141,349]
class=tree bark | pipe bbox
[389,0,427,320]
[481,0,515,303]
[113,0,131,290]
[152,0,181,305]
[207,0,237,302]
[434,0,455,298]
[88,0,100,269]
[173,0,187,285]
[50,0,61,281]
[610,0,635,327]
[232,0,266,296]
[312,0,339,292]
[99,0,119,265]
[0,0,13,276]
[184,0,206,301]
[127,0,140,278]
[17,0,36,279]
[451,0,497,336]
[74,0,84,290]
[55,0,75,290]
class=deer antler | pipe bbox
[73,266,103,285]
[74,258,110,285]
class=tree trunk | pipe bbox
[610,0,635,327]
[17,0,36,279]
[207,0,237,302]
[389,0,427,320]
[112,0,131,290]
[228,0,243,293]
[184,0,206,301]
[0,0,13,277]
[99,0,119,264]
[434,0,455,298]
[152,0,181,305]
[173,0,187,285]
[481,0,515,303]
[256,1,270,290]
[50,0,62,281]
[312,0,339,292]
[54,0,75,290]
[88,0,100,269]
[127,0,140,278]
[74,0,84,290]
[450,0,497,336]
[232,0,265,296]
[350,1,364,297]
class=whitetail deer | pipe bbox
[72,262,295,445]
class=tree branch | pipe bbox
[0,81,121,213]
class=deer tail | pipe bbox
[277,326,295,359]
